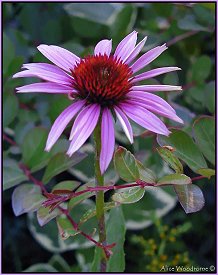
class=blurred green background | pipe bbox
[3,2,215,273]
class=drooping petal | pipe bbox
[37,45,80,73]
[132,84,182,92]
[120,102,170,136]
[132,67,181,83]
[100,108,115,174]
[16,82,73,93]
[67,104,100,156]
[94,39,112,56]
[13,63,73,85]
[130,44,168,73]
[126,91,183,123]
[124,36,147,64]
[114,106,133,143]
[45,100,85,151]
[114,31,138,61]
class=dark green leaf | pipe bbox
[156,174,191,186]
[114,146,140,182]
[42,152,86,184]
[156,147,183,173]
[3,159,28,191]
[3,92,18,128]
[178,15,209,32]
[56,215,79,240]
[12,184,46,216]
[192,55,212,82]
[48,255,71,272]
[52,181,81,192]
[193,116,215,165]
[174,184,205,214]
[21,127,51,171]
[3,32,15,75]
[157,129,207,172]
[112,186,145,204]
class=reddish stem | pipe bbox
[3,133,17,146]
[191,175,207,182]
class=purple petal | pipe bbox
[67,104,100,156]
[100,108,115,174]
[130,44,168,73]
[120,102,170,136]
[13,63,73,85]
[132,84,182,92]
[16,82,73,93]
[114,106,133,143]
[132,67,181,83]
[126,92,183,123]
[94,39,112,56]
[37,45,80,73]
[124,36,147,64]
[45,100,85,151]
[114,31,138,61]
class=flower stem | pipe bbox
[93,121,107,272]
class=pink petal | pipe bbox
[132,84,182,92]
[124,36,147,64]
[130,44,168,73]
[100,108,115,174]
[94,39,112,56]
[16,82,73,93]
[114,31,138,61]
[13,64,73,85]
[120,102,170,136]
[45,100,85,151]
[126,92,183,123]
[37,45,80,73]
[67,104,100,156]
[132,67,181,83]
[114,106,133,143]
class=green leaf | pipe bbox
[178,15,209,32]
[197,168,215,178]
[157,129,207,172]
[3,92,18,128]
[12,184,46,216]
[42,152,87,184]
[192,55,212,82]
[3,32,15,75]
[37,206,61,226]
[204,81,215,114]
[91,207,126,272]
[52,181,81,193]
[64,3,123,25]
[3,159,28,191]
[137,161,157,183]
[79,202,118,226]
[193,116,215,165]
[156,174,191,186]
[21,127,51,171]
[174,184,205,214]
[114,146,140,182]
[106,207,126,272]
[23,264,58,272]
[56,215,79,240]
[156,147,183,173]
[48,254,71,272]
[112,186,145,204]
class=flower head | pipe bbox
[13,31,183,174]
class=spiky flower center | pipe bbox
[71,54,133,107]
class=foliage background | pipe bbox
[3,2,215,273]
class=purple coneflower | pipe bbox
[13,31,183,174]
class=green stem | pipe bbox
[93,121,107,272]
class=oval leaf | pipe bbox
[42,152,86,184]
[156,146,183,173]
[37,206,61,226]
[156,174,191,186]
[197,168,215,178]
[56,215,79,240]
[114,146,140,182]
[193,116,215,165]
[157,129,207,172]
[112,186,145,204]
[12,184,46,216]
[174,184,205,214]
